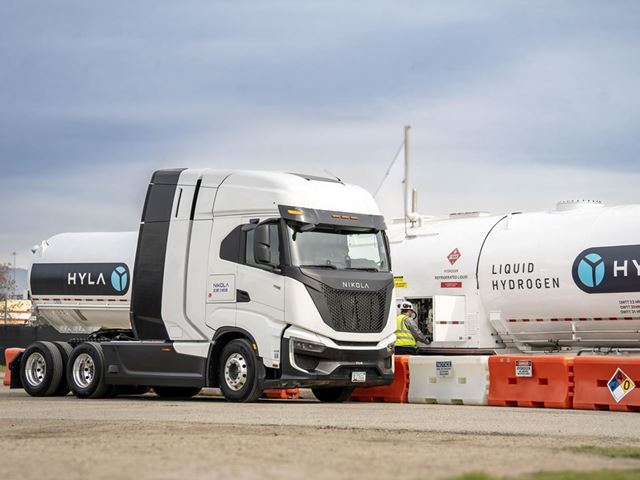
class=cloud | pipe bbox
[1,1,640,266]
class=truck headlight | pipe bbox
[291,338,325,353]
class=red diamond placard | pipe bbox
[447,248,461,265]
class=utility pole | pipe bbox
[403,125,411,225]
[12,251,17,299]
[403,125,418,231]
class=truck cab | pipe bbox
[21,169,396,402]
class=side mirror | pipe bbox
[253,224,272,265]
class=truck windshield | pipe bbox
[287,225,390,272]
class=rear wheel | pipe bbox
[311,387,354,403]
[52,342,73,396]
[153,386,202,399]
[66,342,109,399]
[20,342,63,397]
[218,339,263,403]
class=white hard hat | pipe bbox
[397,301,415,312]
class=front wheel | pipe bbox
[312,387,354,403]
[218,339,263,402]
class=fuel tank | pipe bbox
[29,232,137,333]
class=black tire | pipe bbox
[311,387,355,403]
[218,338,263,402]
[52,342,73,396]
[152,386,202,399]
[20,341,64,397]
[66,342,109,399]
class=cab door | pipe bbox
[235,219,285,335]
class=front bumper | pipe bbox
[262,336,395,389]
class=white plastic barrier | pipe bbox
[408,356,490,405]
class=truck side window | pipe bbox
[245,223,280,268]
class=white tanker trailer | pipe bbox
[386,128,640,354]
[390,201,640,353]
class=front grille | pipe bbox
[321,284,388,333]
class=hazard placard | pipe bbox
[447,248,461,265]
[607,368,636,403]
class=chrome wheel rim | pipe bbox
[224,353,248,391]
[73,353,95,389]
[24,352,46,387]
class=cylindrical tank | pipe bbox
[29,232,137,333]
[478,203,640,347]
[390,201,640,351]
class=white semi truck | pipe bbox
[12,169,397,402]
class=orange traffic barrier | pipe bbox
[350,355,410,403]
[488,355,574,409]
[262,388,300,399]
[573,356,640,412]
[3,348,25,386]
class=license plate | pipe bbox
[351,371,367,383]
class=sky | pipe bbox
[1,1,640,267]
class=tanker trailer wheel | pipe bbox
[152,386,202,399]
[311,387,354,403]
[218,339,263,403]
[19,341,64,397]
[51,342,73,396]
[66,342,109,399]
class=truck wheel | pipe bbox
[153,386,202,399]
[51,342,73,396]
[66,342,109,399]
[311,387,355,403]
[20,341,64,397]
[218,339,263,403]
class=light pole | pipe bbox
[12,251,16,299]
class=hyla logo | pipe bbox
[572,245,640,294]
[111,266,129,292]
[576,253,605,288]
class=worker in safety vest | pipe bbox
[395,301,430,355]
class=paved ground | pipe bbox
[1,386,640,480]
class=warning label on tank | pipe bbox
[447,248,461,265]
[608,368,635,403]
[618,299,640,316]
[394,276,408,288]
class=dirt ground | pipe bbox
[1,387,640,480]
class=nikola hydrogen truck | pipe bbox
[12,169,396,402]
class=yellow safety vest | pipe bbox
[395,314,416,347]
